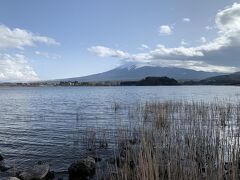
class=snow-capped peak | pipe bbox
[116,62,155,70]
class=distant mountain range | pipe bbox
[56,64,225,82]
[200,71,240,85]
[1,64,239,86]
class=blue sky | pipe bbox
[0,0,240,81]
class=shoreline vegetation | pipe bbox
[0,76,240,87]
[2,100,240,179]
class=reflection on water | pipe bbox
[0,86,239,174]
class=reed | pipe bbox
[86,101,240,179]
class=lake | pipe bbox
[0,86,240,177]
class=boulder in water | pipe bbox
[19,163,50,180]
[8,177,20,180]
[89,154,102,162]
[0,165,12,172]
[68,156,96,180]
[0,154,4,161]
[0,155,12,172]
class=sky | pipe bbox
[0,0,240,81]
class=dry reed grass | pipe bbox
[86,101,240,180]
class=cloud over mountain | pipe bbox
[89,3,240,73]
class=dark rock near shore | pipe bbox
[68,156,96,180]
[8,177,20,180]
[18,163,50,180]
[0,154,4,161]
[0,165,12,172]
[89,155,102,162]
[46,170,55,179]
[0,154,12,172]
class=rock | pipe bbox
[19,163,50,180]
[0,154,12,172]
[89,155,102,162]
[0,165,12,172]
[46,170,55,179]
[0,154,4,161]
[8,177,20,180]
[108,172,118,180]
[68,156,96,180]
[84,156,96,168]
[37,160,45,165]
[0,159,12,172]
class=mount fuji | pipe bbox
[58,63,225,82]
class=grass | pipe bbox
[84,101,240,180]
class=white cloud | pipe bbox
[215,3,240,33]
[150,44,204,58]
[141,44,149,49]
[0,25,61,81]
[35,51,61,60]
[182,18,191,22]
[200,37,207,43]
[88,46,130,58]
[0,54,39,82]
[159,25,172,35]
[205,26,214,31]
[0,25,60,50]
[132,60,239,73]
[89,3,240,73]
[181,39,188,46]
[137,44,150,51]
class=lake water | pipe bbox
[0,86,240,177]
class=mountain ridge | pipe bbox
[200,71,240,85]
[54,64,225,82]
